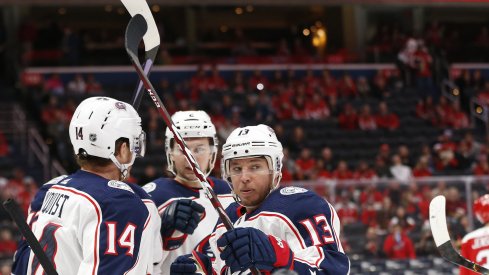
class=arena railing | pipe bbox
[10,105,68,182]
[292,175,489,231]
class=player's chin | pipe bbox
[238,192,259,206]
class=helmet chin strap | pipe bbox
[109,154,135,181]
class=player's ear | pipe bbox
[116,141,131,163]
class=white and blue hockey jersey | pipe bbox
[209,186,350,275]
[12,170,163,275]
[143,176,234,275]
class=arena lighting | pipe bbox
[220,25,228,33]
[312,26,327,49]
[151,5,160,12]
[235,7,243,15]
[452,88,460,96]
[475,105,484,115]
[245,5,254,12]
[303,28,310,36]
[256,83,264,91]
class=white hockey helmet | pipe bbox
[69,97,145,177]
[221,124,283,196]
[165,110,218,176]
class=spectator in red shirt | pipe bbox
[383,224,416,260]
[334,194,359,225]
[357,76,372,98]
[189,65,208,100]
[448,101,470,129]
[295,147,316,179]
[435,96,454,127]
[376,101,400,130]
[416,96,439,125]
[332,160,354,180]
[338,73,357,97]
[412,156,433,178]
[377,143,391,163]
[414,44,435,96]
[319,69,338,99]
[313,160,332,180]
[372,70,390,98]
[0,228,17,258]
[85,74,103,94]
[272,85,294,120]
[473,154,489,176]
[303,68,320,91]
[305,92,330,120]
[359,183,383,205]
[207,65,228,91]
[292,96,309,120]
[358,104,377,130]
[354,160,378,180]
[43,73,65,96]
[231,71,246,94]
[338,103,358,130]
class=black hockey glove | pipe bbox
[170,251,214,275]
[161,199,205,236]
[216,227,294,273]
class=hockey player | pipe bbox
[142,110,234,274]
[460,194,489,275]
[170,124,350,274]
[12,97,162,275]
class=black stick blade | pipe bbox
[3,199,58,275]
[125,14,147,60]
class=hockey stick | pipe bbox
[121,0,160,110]
[429,195,489,274]
[124,15,260,275]
[3,199,58,275]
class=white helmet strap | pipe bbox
[109,153,135,181]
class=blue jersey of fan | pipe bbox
[209,186,350,275]
[143,176,234,275]
[12,170,162,275]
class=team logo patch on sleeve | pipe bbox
[108,180,134,193]
[280,186,308,195]
[142,182,156,194]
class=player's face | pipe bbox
[171,137,213,181]
[229,157,273,209]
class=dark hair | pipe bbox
[75,138,129,168]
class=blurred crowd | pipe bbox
[28,66,489,179]
[3,46,489,269]
[0,167,38,274]
[15,17,489,66]
[368,21,489,63]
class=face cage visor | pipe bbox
[132,130,146,158]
